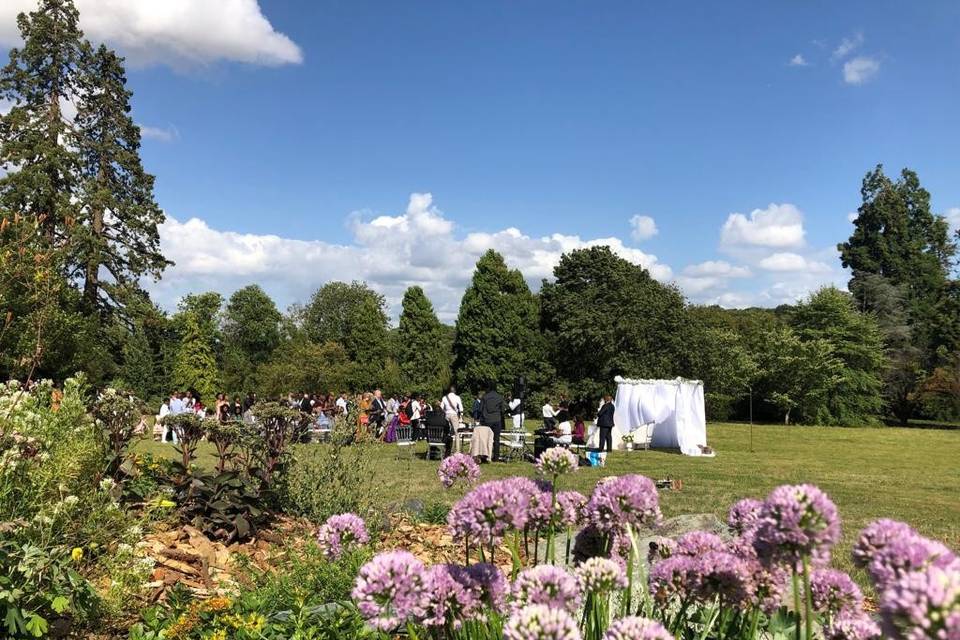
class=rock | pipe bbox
[402,498,425,516]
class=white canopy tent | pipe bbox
[611,376,709,456]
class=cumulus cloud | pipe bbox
[629,215,658,241]
[832,32,864,61]
[139,124,179,142]
[757,252,832,274]
[843,56,880,85]
[847,211,859,223]
[148,193,673,322]
[0,0,302,67]
[942,207,960,233]
[720,203,806,249]
[682,260,751,278]
[789,54,808,67]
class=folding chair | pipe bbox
[426,424,447,461]
[500,429,527,462]
[395,424,415,460]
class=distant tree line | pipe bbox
[2,1,959,426]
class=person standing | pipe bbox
[596,394,616,453]
[369,389,387,436]
[508,393,523,433]
[336,393,348,415]
[410,394,423,439]
[542,399,556,431]
[441,385,463,433]
[479,382,506,462]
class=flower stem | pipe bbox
[802,556,814,640]
[792,568,802,640]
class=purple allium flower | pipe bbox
[694,551,755,607]
[352,551,426,631]
[728,498,764,537]
[586,475,661,534]
[852,519,917,569]
[753,484,840,568]
[418,564,481,629]
[867,533,959,591]
[512,565,582,614]
[810,569,864,614]
[603,616,674,640]
[526,489,556,531]
[880,564,960,640]
[823,611,882,640]
[555,490,587,528]
[675,531,727,557]
[537,447,579,477]
[503,604,582,640]
[438,453,481,489]
[447,477,535,545]
[748,559,790,614]
[316,513,370,561]
[649,555,698,603]
[577,557,628,595]
[465,563,509,613]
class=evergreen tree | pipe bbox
[74,44,169,314]
[791,287,886,424]
[172,311,220,403]
[540,246,690,401]
[222,285,282,392]
[0,0,85,242]
[453,250,548,396]
[396,286,449,394]
[115,322,156,399]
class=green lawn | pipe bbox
[136,422,959,578]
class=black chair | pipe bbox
[425,424,448,460]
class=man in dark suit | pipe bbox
[479,382,506,462]
[369,389,387,436]
[596,394,616,453]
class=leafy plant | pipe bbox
[250,402,303,489]
[176,470,267,543]
[164,413,205,472]
[91,388,141,478]
[277,436,372,524]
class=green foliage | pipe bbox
[91,387,141,476]
[790,287,886,424]
[396,285,450,394]
[540,246,691,401]
[172,312,221,402]
[453,250,549,396]
[176,470,267,544]
[257,334,353,397]
[222,285,282,393]
[277,440,373,524]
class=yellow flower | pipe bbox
[201,597,232,613]
[204,630,227,640]
[71,547,83,562]
[245,613,265,631]
[158,499,176,508]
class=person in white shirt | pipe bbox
[440,386,464,432]
[410,395,423,438]
[156,399,170,441]
[508,394,523,431]
[169,393,184,415]
[542,400,556,431]
[335,393,348,415]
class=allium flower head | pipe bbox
[867,533,958,591]
[465,563,509,613]
[555,490,587,528]
[649,555,698,603]
[586,474,661,534]
[753,484,840,568]
[810,569,864,614]
[748,559,789,614]
[316,513,369,561]
[438,453,481,489]
[537,447,579,477]
[880,564,960,640]
[504,604,582,640]
[823,611,882,640]
[603,616,674,640]
[577,557,628,595]
[852,519,917,569]
[418,564,480,629]
[352,551,426,631]
[728,498,764,537]
[513,565,582,613]
[675,531,727,557]
[447,477,535,545]
[648,536,678,564]
[694,551,755,607]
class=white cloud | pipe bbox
[148,193,673,322]
[139,124,179,142]
[847,211,859,223]
[682,260,751,278]
[0,0,302,68]
[789,54,808,67]
[720,203,806,249]
[943,207,960,233]
[843,56,880,85]
[832,32,864,61]
[758,252,831,273]
[629,214,658,242]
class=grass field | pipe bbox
[137,422,959,579]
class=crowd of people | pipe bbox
[152,382,619,465]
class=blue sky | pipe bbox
[3,0,959,320]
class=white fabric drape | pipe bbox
[612,377,707,456]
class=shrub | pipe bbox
[277,437,372,524]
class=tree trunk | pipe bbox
[83,162,107,311]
